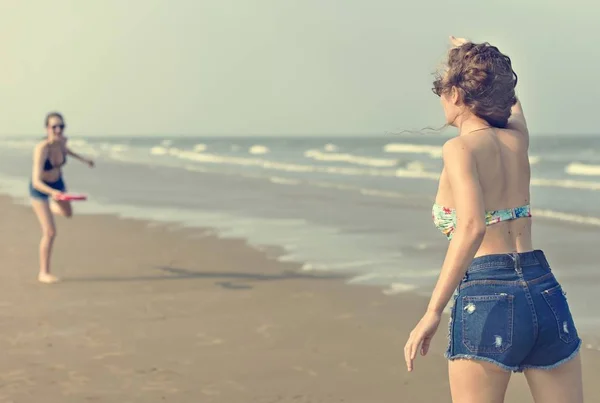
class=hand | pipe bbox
[51,191,65,201]
[86,159,95,168]
[449,35,468,48]
[404,310,442,372]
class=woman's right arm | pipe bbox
[32,144,62,197]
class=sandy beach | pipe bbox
[0,195,597,402]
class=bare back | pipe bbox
[435,127,532,256]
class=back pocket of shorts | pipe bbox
[461,294,514,354]
[542,284,577,343]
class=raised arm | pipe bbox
[507,99,529,139]
[32,144,62,197]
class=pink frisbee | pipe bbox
[55,193,88,201]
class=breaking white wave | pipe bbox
[150,146,169,156]
[565,162,600,177]
[304,149,398,168]
[249,145,269,155]
[383,143,443,158]
[531,177,600,191]
[193,143,207,153]
[145,147,600,192]
[533,209,600,227]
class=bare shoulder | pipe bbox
[33,140,49,156]
[506,116,528,137]
[442,137,474,162]
[506,118,528,137]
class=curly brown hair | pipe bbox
[432,42,518,128]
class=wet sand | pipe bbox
[0,196,597,402]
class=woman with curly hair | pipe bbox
[404,37,583,402]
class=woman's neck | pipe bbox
[458,115,491,136]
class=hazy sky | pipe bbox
[0,1,597,136]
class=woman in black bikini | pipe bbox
[30,112,94,284]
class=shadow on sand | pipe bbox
[61,265,346,290]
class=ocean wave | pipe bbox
[66,139,88,147]
[97,142,128,155]
[146,148,600,191]
[223,176,600,230]
[0,139,39,150]
[269,176,301,185]
[531,177,600,191]
[383,143,541,165]
[149,147,401,177]
[0,138,129,158]
[533,209,600,227]
[395,165,440,180]
[193,143,207,153]
[324,143,338,152]
[359,188,406,199]
[109,144,128,153]
[565,162,600,177]
[249,145,269,155]
[60,138,102,156]
[382,283,419,295]
[383,143,443,158]
[150,146,169,156]
[304,149,399,167]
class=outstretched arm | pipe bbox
[66,147,94,167]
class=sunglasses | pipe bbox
[432,79,443,97]
[51,124,66,131]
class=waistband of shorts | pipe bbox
[29,176,64,186]
[467,250,550,273]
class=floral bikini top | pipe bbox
[432,203,532,240]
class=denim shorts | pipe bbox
[446,250,581,372]
[29,177,66,200]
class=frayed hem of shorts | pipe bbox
[517,339,582,372]
[446,339,582,373]
[445,353,518,372]
[30,195,50,201]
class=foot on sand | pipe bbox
[38,273,60,284]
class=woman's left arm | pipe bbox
[67,147,95,167]
[404,137,486,371]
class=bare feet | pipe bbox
[38,273,59,284]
